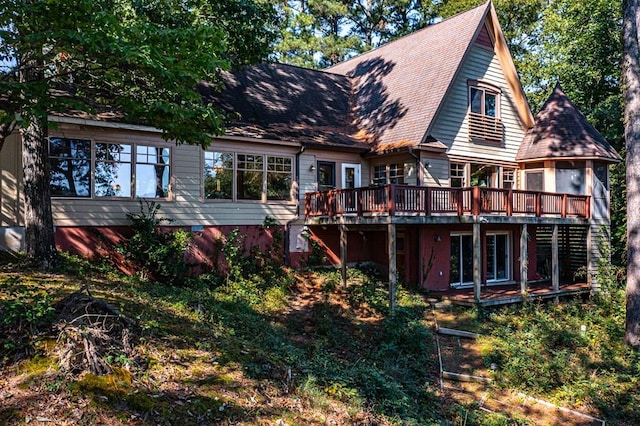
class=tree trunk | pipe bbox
[21,116,58,268]
[623,0,640,349]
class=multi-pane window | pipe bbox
[204,152,233,199]
[267,156,292,200]
[50,138,91,197]
[136,146,171,198]
[373,163,404,185]
[388,164,404,184]
[237,154,264,200]
[502,168,515,189]
[372,165,386,186]
[95,143,132,197]
[50,138,170,199]
[450,163,465,188]
[203,152,293,202]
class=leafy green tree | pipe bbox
[0,0,275,268]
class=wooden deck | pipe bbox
[305,185,590,220]
[431,281,591,307]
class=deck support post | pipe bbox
[388,222,397,314]
[473,221,481,302]
[520,223,528,295]
[552,224,560,301]
[340,224,348,288]
[586,224,594,289]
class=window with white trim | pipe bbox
[203,151,293,202]
[372,163,404,185]
[49,137,171,199]
[468,81,502,142]
[450,163,465,188]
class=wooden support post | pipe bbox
[340,224,347,288]
[586,225,593,289]
[520,223,528,295]
[388,222,397,314]
[473,222,481,303]
[472,186,481,216]
[506,189,513,216]
[552,224,560,301]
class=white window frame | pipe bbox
[49,137,173,201]
[202,150,294,203]
[486,231,510,284]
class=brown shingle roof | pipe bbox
[326,2,492,148]
[516,84,621,163]
[199,64,371,150]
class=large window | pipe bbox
[486,233,509,282]
[50,138,170,199]
[372,163,404,185]
[50,138,91,197]
[203,151,293,202]
[555,161,585,195]
[95,143,132,197]
[204,152,233,199]
[450,234,473,287]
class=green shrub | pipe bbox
[117,200,191,285]
[0,277,55,363]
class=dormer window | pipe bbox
[468,81,502,143]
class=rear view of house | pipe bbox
[0,2,620,304]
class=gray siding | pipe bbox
[430,45,527,163]
[47,124,299,227]
[0,133,22,227]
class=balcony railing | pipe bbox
[468,112,502,142]
[304,185,590,219]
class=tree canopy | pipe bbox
[0,0,277,150]
[0,0,277,266]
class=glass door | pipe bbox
[486,233,509,283]
[450,234,473,287]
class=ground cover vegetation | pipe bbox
[1,217,639,424]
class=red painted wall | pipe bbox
[54,225,284,276]
[418,227,451,290]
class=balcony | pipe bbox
[304,185,590,220]
[468,112,502,142]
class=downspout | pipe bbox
[284,144,306,266]
[408,147,421,287]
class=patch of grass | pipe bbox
[482,276,640,423]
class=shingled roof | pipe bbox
[516,84,621,163]
[326,1,532,149]
[199,63,370,150]
[203,1,531,153]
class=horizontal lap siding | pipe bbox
[49,125,298,227]
[300,148,368,196]
[0,133,22,227]
[430,45,526,163]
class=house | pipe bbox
[0,1,620,305]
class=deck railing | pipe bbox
[304,185,590,219]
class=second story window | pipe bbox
[450,163,465,187]
[502,168,515,189]
[468,81,502,143]
[373,163,404,185]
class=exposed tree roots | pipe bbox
[54,288,137,375]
